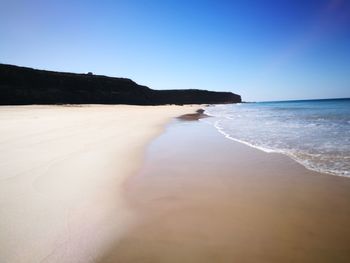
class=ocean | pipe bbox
[204,98,350,177]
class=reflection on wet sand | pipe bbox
[100,119,350,263]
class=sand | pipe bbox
[0,105,197,263]
[100,118,350,263]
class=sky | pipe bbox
[1,0,350,101]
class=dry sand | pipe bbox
[101,118,350,263]
[0,105,197,263]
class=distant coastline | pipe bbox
[0,64,241,105]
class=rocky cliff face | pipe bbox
[0,64,241,105]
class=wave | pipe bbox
[203,101,350,178]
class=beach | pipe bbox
[0,105,197,263]
[100,117,350,263]
[2,0,349,261]
[1,105,350,263]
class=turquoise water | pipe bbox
[205,98,350,177]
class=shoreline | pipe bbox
[204,101,350,178]
[2,105,349,262]
[210,120,348,178]
[101,116,350,262]
[0,105,199,263]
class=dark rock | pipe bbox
[177,108,209,121]
[0,64,242,105]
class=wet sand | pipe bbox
[0,105,197,263]
[100,118,350,262]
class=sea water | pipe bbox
[204,98,350,177]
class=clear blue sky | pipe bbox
[1,0,349,101]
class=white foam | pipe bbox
[203,103,350,178]
[213,120,278,153]
[213,120,350,177]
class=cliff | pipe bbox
[0,64,241,105]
